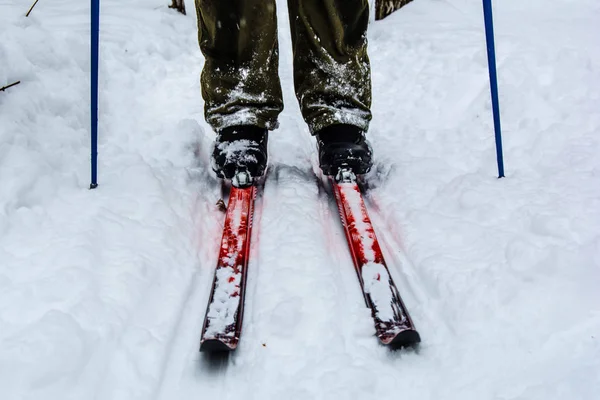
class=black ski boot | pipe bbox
[212,125,268,186]
[316,124,373,176]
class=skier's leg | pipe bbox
[195,0,282,182]
[287,0,372,133]
[287,0,373,175]
[196,0,283,130]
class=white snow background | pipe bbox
[1,0,599,399]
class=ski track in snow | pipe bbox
[1,0,599,399]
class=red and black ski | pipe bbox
[200,184,256,352]
[199,168,418,351]
[331,169,420,348]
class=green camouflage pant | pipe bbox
[195,0,372,134]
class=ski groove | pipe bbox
[364,191,456,339]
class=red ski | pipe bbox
[331,169,420,348]
[200,183,256,352]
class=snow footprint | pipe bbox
[530,214,576,242]
[0,310,89,391]
[268,297,303,338]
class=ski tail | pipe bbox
[331,171,420,348]
[200,185,256,352]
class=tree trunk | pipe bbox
[375,0,415,20]
[169,0,186,15]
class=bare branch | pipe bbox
[375,0,415,20]
[168,0,186,15]
[0,81,21,92]
[26,0,41,17]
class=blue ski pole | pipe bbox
[90,0,100,189]
[482,0,505,178]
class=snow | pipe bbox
[204,266,241,339]
[361,262,397,322]
[1,0,599,399]
[203,188,251,339]
[337,181,402,324]
[216,139,259,166]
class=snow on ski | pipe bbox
[331,169,420,348]
[200,182,256,352]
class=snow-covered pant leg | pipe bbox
[287,0,373,134]
[195,0,284,131]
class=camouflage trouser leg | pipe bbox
[195,0,283,130]
[287,0,372,133]
[195,0,372,134]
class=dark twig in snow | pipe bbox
[26,0,41,17]
[0,81,21,92]
[169,0,186,15]
[376,0,415,20]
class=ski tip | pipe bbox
[384,329,421,350]
[200,339,238,353]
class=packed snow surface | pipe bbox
[1,0,599,399]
